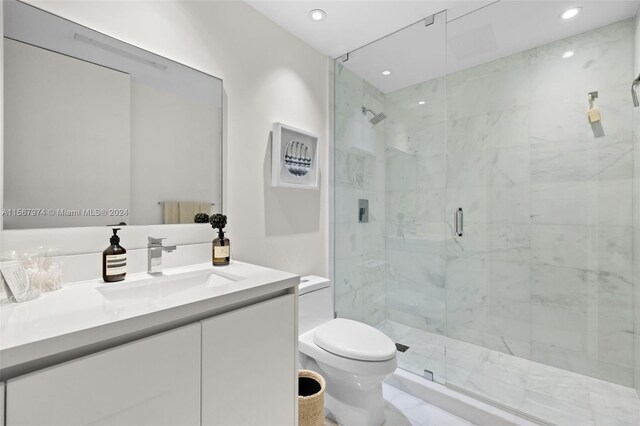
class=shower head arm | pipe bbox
[632,74,640,107]
[361,105,387,125]
[362,107,377,117]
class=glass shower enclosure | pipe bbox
[333,2,640,424]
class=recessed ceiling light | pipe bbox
[562,50,575,58]
[418,100,426,105]
[561,7,581,20]
[382,70,391,76]
[309,9,326,21]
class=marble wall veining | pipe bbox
[385,76,448,336]
[442,19,636,386]
[333,63,386,326]
[335,18,636,388]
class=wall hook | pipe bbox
[587,91,601,123]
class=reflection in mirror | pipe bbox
[3,0,223,229]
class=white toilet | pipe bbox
[298,276,397,426]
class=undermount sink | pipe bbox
[97,268,245,304]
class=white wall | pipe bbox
[1,0,329,277]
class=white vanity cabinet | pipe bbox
[6,323,201,426]
[201,294,296,426]
[1,261,298,426]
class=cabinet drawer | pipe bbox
[6,323,201,426]
[201,293,296,426]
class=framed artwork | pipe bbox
[271,122,319,189]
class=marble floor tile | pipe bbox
[377,320,447,383]
[375,320,640,426]
[468,351,531,390]
[519,390,595,426]
[323,383,472,426]
[444,340,489,386]
[462,370,528,410]
[524,363,592,412]
[588,380,640,426]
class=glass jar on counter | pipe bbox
[0,250,42,303]
[32,248,63,293]
[0,248,63,303]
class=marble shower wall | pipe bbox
[335,17,635,388]
[333,63,386,326]
[443,19,635,386]
[384,77,448,335]
[382,19,635,387]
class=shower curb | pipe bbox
[385,369,546,426]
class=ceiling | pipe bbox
[245,0,495,58]
[247,0,639,93]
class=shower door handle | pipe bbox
[455,208,463,237]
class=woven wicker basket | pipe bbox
[298,369,326,426]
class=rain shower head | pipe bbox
[362,106,387,125]
[633,74,640,107]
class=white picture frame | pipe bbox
[271,122,320,189]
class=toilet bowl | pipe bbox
[298,276,397,426]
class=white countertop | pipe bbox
[0,261,298,379]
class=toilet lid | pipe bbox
[313,318,396,361]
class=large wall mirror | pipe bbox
[3,0,223,229]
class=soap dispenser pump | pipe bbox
[103,228,127,282]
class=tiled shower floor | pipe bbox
[376,320,640,426]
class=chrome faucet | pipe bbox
[147,237,177,275]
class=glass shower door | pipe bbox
[333,1,639,423]
[383,12,448,383]
[443,2,534,404]
[443,2,637,422]
[333,11,449,383]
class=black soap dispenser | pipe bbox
[103,228,127,282]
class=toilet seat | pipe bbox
[299,329,397,378]
[313,318,396,361]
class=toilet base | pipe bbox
[300,355,387,426]
[324,383,385,426]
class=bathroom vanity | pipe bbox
[0,261,299,426]
[1,2,298,424]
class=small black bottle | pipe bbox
[210,214,230,266]
[103,228,127,282]
[212,230,230,266]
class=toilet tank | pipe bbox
[299,276,333,335]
